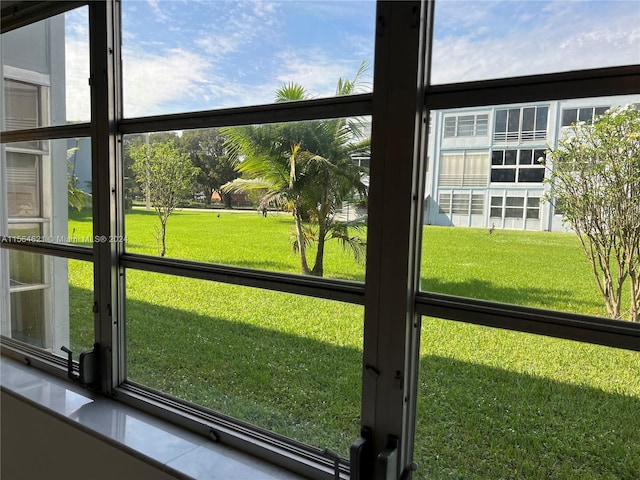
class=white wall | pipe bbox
[1,392,180,480]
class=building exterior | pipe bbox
[0,15,70,351]
[424,95,640,232]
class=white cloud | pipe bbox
[123,47,213,117]
[65,38,91,122]
[146,0,169,23]
[275,49,370,98]
[65,8,90,122]
[431,2,640,84]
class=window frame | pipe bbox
[1,3,639,480]
[493,104,549,142]
[490,148,547,184]
[442,113,488,138]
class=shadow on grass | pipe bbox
[421,276,602,312]
[416,354,640,479]
[69,285,638,477]
[124,295,363,456]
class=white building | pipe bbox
[1,15,70,351]
[424,95,640,232]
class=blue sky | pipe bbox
[64,0,640,121]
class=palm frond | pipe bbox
[276,82,308,102]
[221,177,271,193]
[329,224,367,264]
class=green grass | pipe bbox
[67,209,640,478]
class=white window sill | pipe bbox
[0,356,308,480]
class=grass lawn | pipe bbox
[67,209,639,478]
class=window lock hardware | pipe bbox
[323,448,342,480]
[60,344,99,388]
[377,435,399,480]
[364,363,380,377]
[399,461,419,480]
[350,427,372,480]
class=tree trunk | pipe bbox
[630,263,639,322]
[204,187,213,206]
[311,223,327,277]
[223,192,233,209]
[159,219,167,257]
[293,208,310,275]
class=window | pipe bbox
[451,193,470,214]
[439,151,489,187]
[436,192,483,217]
[2,3,639,480]
[470,194,484,215]
[491,149,546,183]
[488,195,542,222]
[443,114,488,138]
[526,197,541,219]
[490,196,503,218]
[561,106,610,126]
[120,0,375,117]
[438,193,452,214]
[493,106,548,142]
[1,8,93,355]
[6,154,40,217]
[3,80,42,131]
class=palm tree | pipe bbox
[222,63,370,276]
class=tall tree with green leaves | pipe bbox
[222,62,370,276]
[130,140,198,257]
[179,128,237,207]
[545,105,640,322]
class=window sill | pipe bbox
[0,355,308,480]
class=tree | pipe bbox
[123,132,181,209]
[129,140,198,257]
[545,105,640,322]
[179,129,238,208]
[222,63,370,277]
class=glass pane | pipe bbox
[3,138,93,246]
[579,107,594,123]
[505,197,524,207]
[423,95,640,318]
[494,109,507,133]
[526,208,540,219]
[518,167,545,183]
[1,6,90,126]
[535,106,548,134]
[562,108,578,127]
[121,0,375,117]
[507,109,520,133]
[518,149,532,165]
[431,0,640,84]
[415,318,640,479]
[521,107,535,132]
[123,120,369,281]
[126,270,363,457]
[1,251,94,354]
[533,149,546,164]
[504,150,517,165]
[490,168,515,182]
